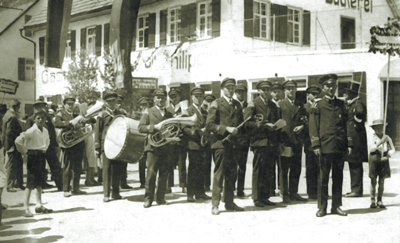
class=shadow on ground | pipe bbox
[345,207,386,214]
[5,218,52,225]
[50,207,93,214]
[1,235,63,243]
[0,227,51,237]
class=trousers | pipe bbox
[45,145,63,190]
[252,147,275,202]
[5,149,23,189]
[145,151,170,203]
[102,153,124,198]
[279,144,302,195]
[236,147,249,194]
[187,149,206,197]
[62,141,85,192]
[305,149,319,197]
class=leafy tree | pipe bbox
[64,50,100,103]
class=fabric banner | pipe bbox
[45,0,73,68]
[109,0,141,89]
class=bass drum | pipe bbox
[104,115,146,163]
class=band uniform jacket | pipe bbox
[182,104,207,150]
[279,98,308,147]
[54,109,75,128]
[345,98,368,162]
[309,96,353,154]
[205,97,244,149]
[138,106,174,153]
[166,102,187,146]
[26,114,58,148]
[232,101,250,149]
[244,96,280,148]
[304,102,315,152]
[2,109,22,152]
[94,109,122,152]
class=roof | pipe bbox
[0,0,38,34]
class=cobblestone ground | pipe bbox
[1,153,399,243]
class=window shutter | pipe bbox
[132,21,137,51]
[71,30,76,59]
[160,10,167,45]
[148,13,156,48]
[181,5,189,38]
[81,28,86,50]
[104,23,110,54]
[39,37,45,65]
[96,25,102,56]
[212,0,221,38]
[244,0,253,37]
[353,71,367,111]
[302,10,311,46]
[212,81,221,98]
[270,4,279,41]
[18,58,25,81]
[279,5,287,43]
[188,3,197,38]
[144,28,149,48]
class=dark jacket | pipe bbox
[244,96,280,148]
[205,97,243,149]
[182,104,207,150]
[345,98,368,162]
[279,98,308,146]
[54,109,75,128]
[232,101,250,149]
[94,109,122,152]
[2,109,22,152]
[26,114,58,148]
[309,96,353,154]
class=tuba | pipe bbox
[57,100,108,148]
[149,114,197,147]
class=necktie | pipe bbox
[229,99,233,106]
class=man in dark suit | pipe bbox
[206,78,245,215]
[139,89,174,208]
[233,84,250,198]
[25,98,63,191]
[279,80,308,203]
[182,87,212,202]
[244,81,280,207]
[343,87,368,197]
[2,99,24,192]
[202,94,216,191]
[55,96,86,197]
[304,85,321,200]
[309,74,353,217]
[166,88,187,193]
[134,97,150,188]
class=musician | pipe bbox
[2,99,24,192]
[94,92,124,202]
[206,78,244,215]
[279,80,308,203]
[139,89,174,208]
[55,96,86,197]
[233,84,250,198]
[344,87,368,197]
[309,74,353,217]
[132,97,150,121]
[270,81,283,196]
[25,98,63,191]
[116,95,133,190]
[182,87,212,202]
[202,94,215,191]
[244,81,279,207]
[166,88,187,193]
[304,85,322,200]
[136,97,150,188]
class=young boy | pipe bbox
[15,110,52,217]
[369,119,395,209]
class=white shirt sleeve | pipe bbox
[388,136,396,157]
[15,130,33,154]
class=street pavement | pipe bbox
[1,152,400,243]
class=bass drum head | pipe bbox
[104,116,127,160]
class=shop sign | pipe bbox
[326,0,372,12]
[0,78,19,95]
[42,68,64,84]
[132,78,157,89]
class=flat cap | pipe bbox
[138,97,150,104]
[63,95,76,104]
[117,94,123,101]
[235,84,247,92]
[153,89,167,97]
[103,91,118,101]
[168,87,181,96]
[306,85,322,94]
[283,79,297,87]
[319,74,338,85]
[204,94,216,102]
[33,97,47,107]
[271,81,283,91]
[221,77,236,87]
[256,80,272,89]
[190,87,205,95]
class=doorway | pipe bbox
[384,81,400,150]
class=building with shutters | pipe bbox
[22,0,400,147]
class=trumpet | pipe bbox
[149,114,197,147]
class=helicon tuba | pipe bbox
[57,100,107,148]
[148,114,197,147]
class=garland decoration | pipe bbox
[369,17,400,56]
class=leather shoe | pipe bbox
[205,186,211,191]
[377,201,386,208]
[72,189,87,195]
[63,191,71,197]
[370,202,377,208]
[121,184,133,189]
[331,207,347,216]
[316,208,327,217]
[345,192,362,197]
[112,195,123,200]
[156,199,168,205]
[103,197,111,203]
[211,206,220,215]
[187,196,195,202]
[225,203,245,211]
[18,185,26,191]
[143,201,152,208]
[139,184,145,188]
[290,193,307,201]
[196,194,211,200]
[85,181,97,187]
[282,196,291,204]
[7,188,17,193]
[308,194,318,200]
[261,199,276,206]
[254,201,265,207]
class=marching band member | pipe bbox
[55,96,86,197]
[309,74,353,217]
[136,97,150,188]
[202,94,216,191]
[244,81,280,207]
[139,89,174,208]
[206,78,244,215]
[183,87,211,202]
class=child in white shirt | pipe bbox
[15,111,52,217]
[369,119,395,209]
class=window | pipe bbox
[138,16,149,49]
[197,2,212,39]
[341,17,355,49]
[65,31,71,59]
[87,27,96,55]
[253,1,270,39]
[25,59,34,81]
[337,75,357,97]
[169,8,181,43]
[287,7,301,44]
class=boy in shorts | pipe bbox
[369,119,395,209]
[15,110,53,217]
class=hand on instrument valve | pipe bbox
[67,122,75,130]
[314,147,322,157]
[226,127,238,135]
